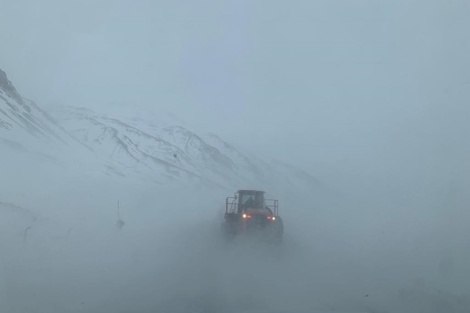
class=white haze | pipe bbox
[1,0,470,313]
[2,142,470,313]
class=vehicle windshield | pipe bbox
[240,193,263,208]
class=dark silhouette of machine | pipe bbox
[222,190,283,244]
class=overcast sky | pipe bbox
[1,0,469,196]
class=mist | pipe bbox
[1,0,470,312]
[2,139,470,312]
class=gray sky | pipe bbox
[1,0,469,196]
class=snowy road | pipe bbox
[2,219,469,313]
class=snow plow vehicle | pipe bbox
[222,190,283,244]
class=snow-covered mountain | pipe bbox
[48,105,325,194]
[0,69,87,157]
[1,68,325,195]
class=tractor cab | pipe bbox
[238,190,267,213]
[226,190,278,216]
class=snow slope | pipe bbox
[48,105,327,194]
[1,68,327,194]
[0,69,80,156]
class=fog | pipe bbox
[1,0,470,312]
[2,144,470,313]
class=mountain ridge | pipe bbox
[1,69,325,196]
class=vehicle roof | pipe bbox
[237,189,265,194]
